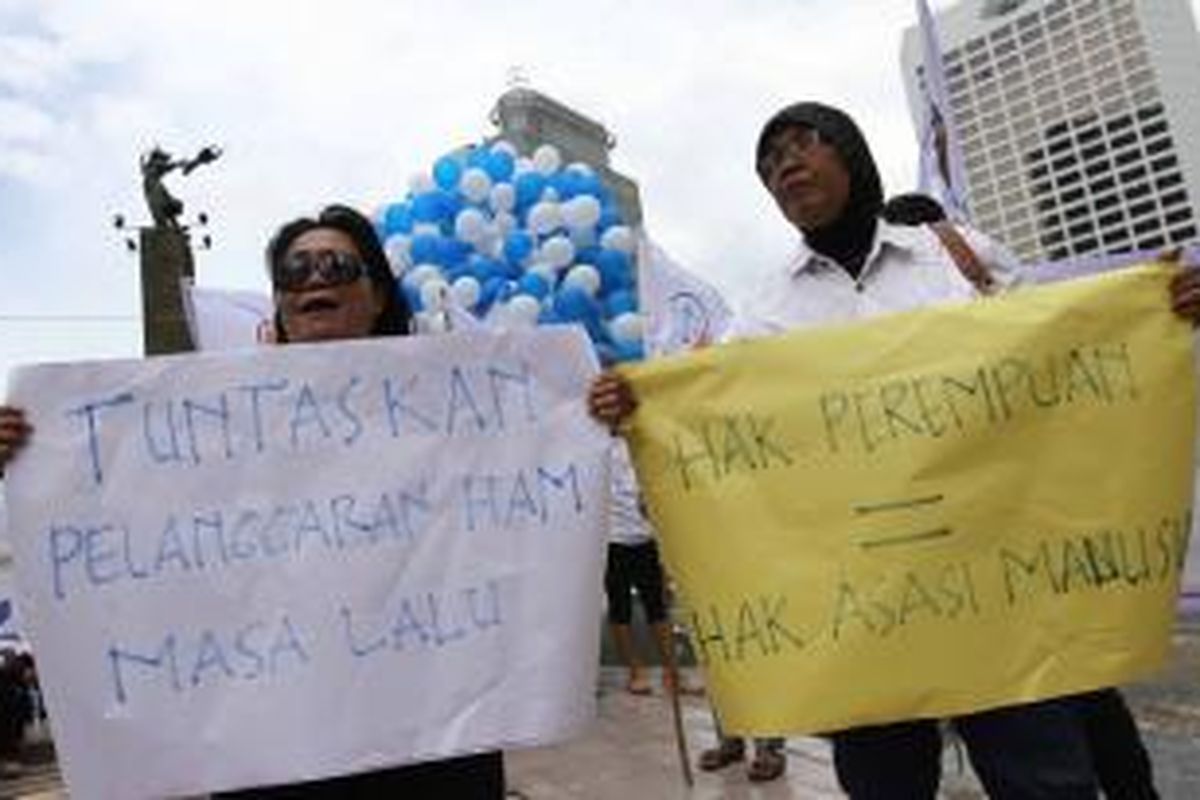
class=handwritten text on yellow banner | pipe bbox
[625,265,1194,735]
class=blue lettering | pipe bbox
[289,384,331,447]
[66,392,135,486]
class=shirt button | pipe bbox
[855,283,864,293]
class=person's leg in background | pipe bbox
[956,696,1099,799]
[628,541,683,692]
[830,719,942,800]
[604,543,650,694]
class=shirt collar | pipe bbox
[786,219,923,278]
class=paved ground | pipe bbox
[5,617,1197,799]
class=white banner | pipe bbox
[183,284,273,351]
[5,328,608,799]
[638,236,732,357]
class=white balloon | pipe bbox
[565,161,595,176]
[526,262,556,284]
[411,222,440,238]
[409,172,436,194]
[532,144,562,175]
[569,225,597,250]
[527,201,563,236]
[609,312,644,344]
[419,277,450,312]
[489,182,516,213]
[450,276,481,309]
[562,264,602,296]
[539,235,576,269]
[460,167,492,204]
[415,310,449,334]
[561,195,602,230]
[493,211,518,237]
[408,263,442,288]
[490,140,518,158]
[383,234,412,275]
[600,225,636,254]
[541,187,560,202]
[507,294,542,326]
[453,207,489,243]
[513,156,535,176]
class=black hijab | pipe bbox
[756,102,884,277]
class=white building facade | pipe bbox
[901,0,1200,264]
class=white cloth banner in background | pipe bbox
[5,328,608,799]
[183,284,273,350]
[916,0,970,221]
[638,237,733,356]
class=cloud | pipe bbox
[1,0,1198,387]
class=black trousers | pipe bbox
[831,697,1098,799]
[1076,688,1158,800]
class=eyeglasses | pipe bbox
[757,127,823,178]
[273,249,370,291]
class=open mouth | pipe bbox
[298,296,340,314]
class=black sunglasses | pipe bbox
[273,249,370,292]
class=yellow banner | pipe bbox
[624,264,1195,735]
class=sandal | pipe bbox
[747,748,787,783]
[698,739,745,771]
[625,674,652,696]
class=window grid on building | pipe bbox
[919,0,1197,262]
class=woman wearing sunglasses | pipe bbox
[0,204,506,799]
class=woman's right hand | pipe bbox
[587,371,638,431]
[0,406,32,474]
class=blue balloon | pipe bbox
[481,276,506,308]
[400,280,422,313]
[547,173,574,200]
[467,146,491,170]
[503,231,535,266]
[574,245,602,266]
[485,150,515,182]
[596,248,632,292]
[613,340,645,363]
[411,192,446,223]
[576,172,603,198]
[438,237,471,267]
[597,205,622,231]
[410,233,441,264]
[514,172,547,208]
[517,272,550,300]
[438,190,464,219]
[433,156,462,191]
[553,286,599,323]
[468,254,498,282]
[538,306,563,325]
[383,203,413,235]
[604,289,637,318]
[497,280,520,303]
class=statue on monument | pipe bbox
[139,145,222,230]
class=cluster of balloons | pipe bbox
[374,139,644,364]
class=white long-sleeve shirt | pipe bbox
[731,220,1023,337]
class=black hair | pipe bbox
[881,193,947,226]
[265,204,411,342]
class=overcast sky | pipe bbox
[1,0,1197,390]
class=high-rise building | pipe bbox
[901,0,1200,264]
